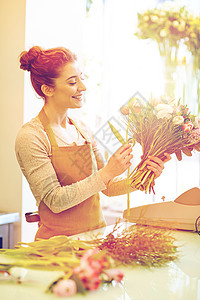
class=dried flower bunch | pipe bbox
[120,95,200,193]
[97,223,178,267]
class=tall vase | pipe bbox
[192,55,200,115]
[159,43,178,98]
[163,56,177,98]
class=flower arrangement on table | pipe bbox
[118,95,200,195]
[0,223,179,297]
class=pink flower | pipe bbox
[81,274,101,290]
[73,248,115,292]
[78,248,110,275]
[189,128,200,144]
[73,248,110,291]
[73,265,101,290]
[87,258,103,274]
[182,121,194,132]
[52,279,77,297]
[104,268,124,282]
[129,99,142,114]
[74,263,97,278]
[120,105,130,115]
[82,248,100,260]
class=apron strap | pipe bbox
[38,108,58,147]
[69,118,91,144]
[38,107,91,146]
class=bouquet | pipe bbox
[119,95,200,194]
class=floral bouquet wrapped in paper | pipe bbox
[120,96,200,194]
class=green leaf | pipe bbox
[70,274,87,295]
[108,121,125,145]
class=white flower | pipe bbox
[194,117,200,128]
[103,269,124,282]
[150,95,175,106]
[9,267,28,281]
[143,15,149,22]
[154,104,173,119]
[151,15,159,22]
[173,116,184,125]
[160,29,168,37]
[172,20,179,28]
[179,20,186,31]
[159,11,166,17]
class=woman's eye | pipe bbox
[68,82,77,86]
[81,74,88,81]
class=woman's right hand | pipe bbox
[98,143,133,186]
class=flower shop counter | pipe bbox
[0,224,200,300]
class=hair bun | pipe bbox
[19,46,43,71]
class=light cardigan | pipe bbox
[15,116,135,213]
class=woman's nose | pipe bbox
[78,79,86,92]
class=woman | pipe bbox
[15,46,171,240]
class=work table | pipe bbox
[0,224,199,299]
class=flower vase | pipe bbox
[162,54,177,98]
[192,55,200,115]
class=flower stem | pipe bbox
[126,120,130,216]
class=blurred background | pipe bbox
[0,0,200,244]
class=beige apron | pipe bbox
[35,108,106,240]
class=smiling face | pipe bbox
[47,61,86,110]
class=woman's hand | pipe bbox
[145,153,171,178]
[99,143,133,185]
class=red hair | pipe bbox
[19,46,77,98]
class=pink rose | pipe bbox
[81,274,101,290]
[74,262,101,291]
[79,248,110,275]
[73,248,112,292]
[52,279,77,297]
[74,263,97,278]
[182,121,194,132]
[88,258,103,274]
[104,268,124,282]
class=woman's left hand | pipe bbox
[145,153,171,179]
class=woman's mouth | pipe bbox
[72,95,82,100]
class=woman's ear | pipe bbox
[41,84,54,97]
